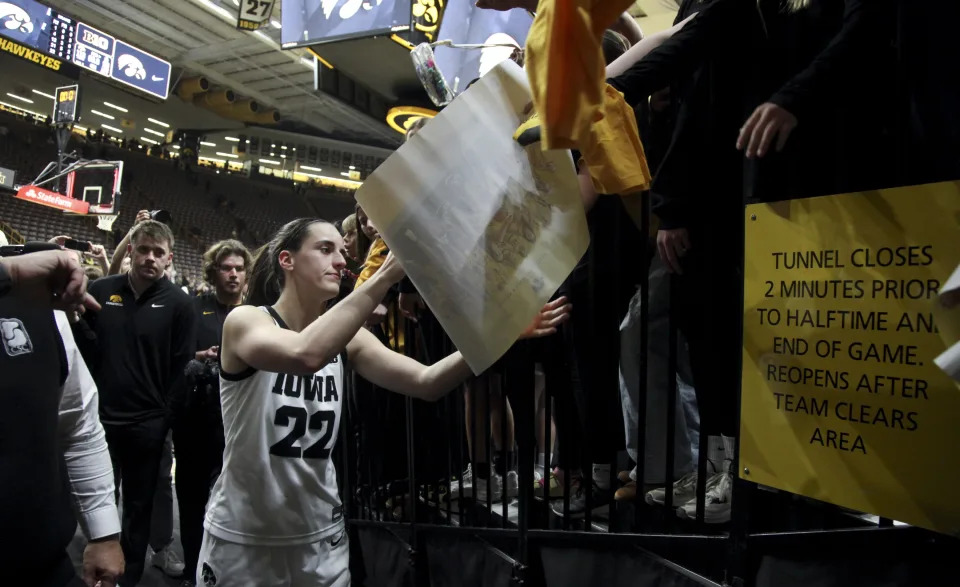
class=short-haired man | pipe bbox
[81,220,198,586]
[174,239,250,586]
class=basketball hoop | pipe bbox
[96,214,119,232]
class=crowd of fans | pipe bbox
[1,1,957,586]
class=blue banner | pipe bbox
[111,39,171,100]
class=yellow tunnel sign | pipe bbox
[740,181,960,537]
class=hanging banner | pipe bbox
[356,60,588,374]
[238,0,277,30]
[740,181,960,536]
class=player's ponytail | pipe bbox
[246,218,330,307]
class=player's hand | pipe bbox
[519,296,571,339]
[378,251,406,285]
[366,303,388,327]
[3,250,100,312]
[399,292,425,322]
[49,235,72,246]
[133,210,151,227]
[657,228,691,275]
[737,102,798,159]
[82,536,124,587]
[196,345,219,361]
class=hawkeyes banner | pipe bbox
[740,181,960,536]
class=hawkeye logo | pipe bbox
[107,294,123,306]
[117,53,147,80]
[0,37,63,72]
[0,2,33,34]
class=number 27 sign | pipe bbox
[237,0,276,30]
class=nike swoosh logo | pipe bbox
[151,303,165,308]
[203,311,214,315]
[151,75,164,82]
[330,534,343,547]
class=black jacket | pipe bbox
[81,275,197,424]
[609,0,893,229]
[0,295,75,578]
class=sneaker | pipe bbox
[534,470,563,498]
[676,470,733,524]
[472,472,503,503]
[550,480,611,518]
[449,465,504,502]
[645,470,699,507]
[448,464,473,500]
[151,545,185,577]
[504,471,519,499]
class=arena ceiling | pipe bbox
[42,0,404,148]
[24,1,675,151]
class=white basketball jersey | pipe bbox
[204,307,345,546]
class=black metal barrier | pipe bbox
[336,185,958,587]
[336,9,960,577]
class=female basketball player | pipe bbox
[198,218,569,586]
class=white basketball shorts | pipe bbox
[197,527,350,587]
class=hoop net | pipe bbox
[96,214,119,232]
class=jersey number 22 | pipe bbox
[270,406,336,459]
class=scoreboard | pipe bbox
[0,0,170,99]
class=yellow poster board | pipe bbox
[740,181,960,537]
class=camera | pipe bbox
[150,209,172,224]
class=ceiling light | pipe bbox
[216,151,239,158]
[270,19,281,29]
[73,125,88,132]
[349,165,355,169]
[103,101,128,112]
[281,145,288,150]
[232,0,239,5]
[224,136,239,142]
[91,109,115,120]
[271,144,276,148]
[301,165,322,172]
[143,128,165,137]
[259,158,281,165]
[32,89,55,100]
[245,139,250,144]
[200,141,217,147]
[101,124,124,133]
[140,136,159,145]
[147,117,169,128]
[171,145,180,149]
[7,93,34,104]
[280,154,287,159]
[341,172,349,176]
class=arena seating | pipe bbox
[0,112,346,286]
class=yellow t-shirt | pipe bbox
[524,0,635,150]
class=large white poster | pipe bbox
[356,60,589,373]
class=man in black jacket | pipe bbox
[81,221,197,586]
[175,238,249,587]
[0,245,123,586]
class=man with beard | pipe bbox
[175,239,250,587]
[82,220,198,586]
